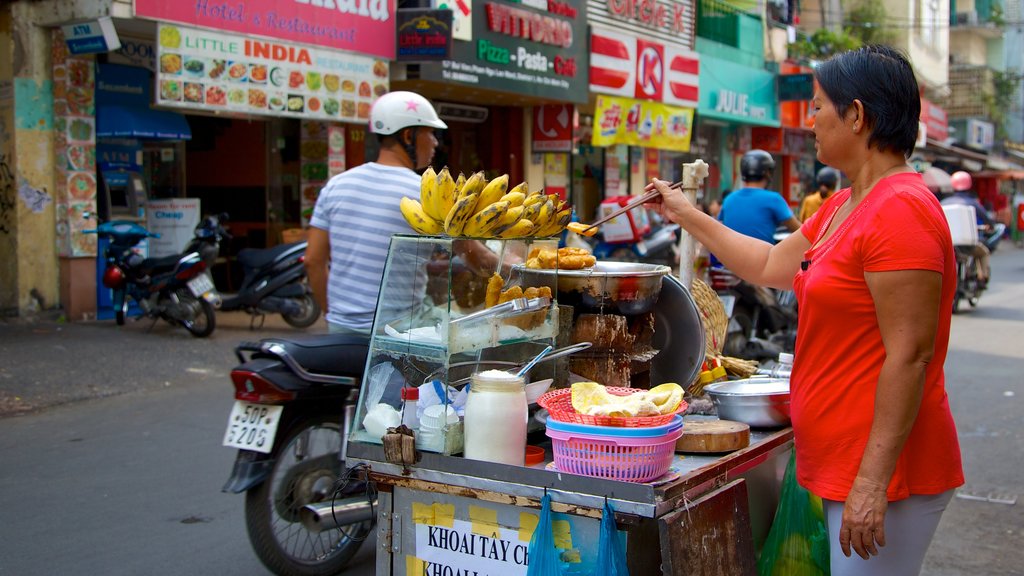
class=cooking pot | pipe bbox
[512,261,671,316]
[704,377,790,428]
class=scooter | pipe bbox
[190,214,321,329]
[221,333,375,576]
[952,223,1006,313]
[84,215,218,337]
[709,266,797,360]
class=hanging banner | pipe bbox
[592,94,694,152]
[155,23,387,123]
[134,0,396,60]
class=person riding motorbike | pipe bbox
[800,166,841,221]
[720,149,801,243]
[941,170,994,285]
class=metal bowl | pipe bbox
[704,377,790,428]
[512,261,671,315]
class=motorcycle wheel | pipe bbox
[177,290,217,338]
[245,415,372,576]
[114,290,128,326]
[723,304,753,358]
[281,295,321,329]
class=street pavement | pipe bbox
[1,244,1023,575]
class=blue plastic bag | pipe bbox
[594,500,629,576]
[526,493,563,576]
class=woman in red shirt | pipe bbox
[649,45,963,575]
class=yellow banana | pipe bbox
[459,171,487,199]
[433,167,457,221]
[419,166,441,221]
[497,218,535,239]
[452,171,466,197]
[507,182,528,196]
[444,193,480,236]
[400,197,444,235]
[475,174,509,210]
[536,207,573,237]
[491,205,525,235]
[462,200,509,237]
[522,200,543,225]
[536,199,556,230]
[523,191,545,206]
[500,191,527,207]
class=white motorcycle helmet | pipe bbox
[369,91,448,135]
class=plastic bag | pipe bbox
[526,493,563,576]
[757,450,830,576]
[594,500,629,576]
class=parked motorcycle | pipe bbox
[84,215,218,337]
[222,333,374,576]
[952,223,1006,313]
[190,214,321,328]
[709,266,797,360]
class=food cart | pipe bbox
[341,164,793,574]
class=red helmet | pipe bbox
[102,265,125,289]
[950,170,972,192]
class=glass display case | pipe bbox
[349,234,561,455]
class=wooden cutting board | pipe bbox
[675,419,750,453]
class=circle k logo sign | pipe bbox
[635,40,664,101]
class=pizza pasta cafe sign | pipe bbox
[134,0,397,59]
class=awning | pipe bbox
[96,105,191,140]
[925,137,988,162]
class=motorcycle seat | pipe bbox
[237,242,304,270]
[260,333,370,378]
[140,254,183,274]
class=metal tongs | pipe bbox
[577,180,685,235]
[450,296,551,326]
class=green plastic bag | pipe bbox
[757,450,830,576]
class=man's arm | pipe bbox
[304,227,330,313]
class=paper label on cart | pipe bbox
[414,519,531,575]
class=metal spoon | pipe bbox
[516,345,554,378]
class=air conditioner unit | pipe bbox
[955,11,978,25]
[436,102,489,123]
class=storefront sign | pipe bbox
[966,119,994,151]
[418,0,588,103]
[920,98,948,142]
[532,104,575,152]
[396,9,453,61]
[606,0,693,35]
[698,54,779,127]
[433,0,473,41]
[777,73,813,101]
[134,0,396,60]
[62,16,121,55]
[155,24,387,123]
[590,26,699,108]
[109,38,156,71]
[147,198,201,257]
[592,94,694,152]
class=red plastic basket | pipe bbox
[537,387,688,428]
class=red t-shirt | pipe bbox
[792,172,964,501]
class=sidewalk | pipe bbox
[0,310,328,417]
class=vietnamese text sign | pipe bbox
[412,518,531,575]
[592,94,694,152]
[155,24,387,124]
[418,0,588,103]
[134,0,396,60]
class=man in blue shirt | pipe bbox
[719,149,800,245]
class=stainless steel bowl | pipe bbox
[704,377,790,428]
[512,261,671,315]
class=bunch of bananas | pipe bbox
[400,166,573,238]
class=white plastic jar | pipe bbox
[463,370,528,466]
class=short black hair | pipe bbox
[814,45,920,158]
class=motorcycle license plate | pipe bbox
[719,294,737,318]
[187,273,215,298]
[222,402,283,454]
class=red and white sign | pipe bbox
[920,97,948,142]
[532,104,575,152]
[590,26,698,108]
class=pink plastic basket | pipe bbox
[545,425,683,483]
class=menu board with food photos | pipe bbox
[155,24,388,123]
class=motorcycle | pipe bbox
[84,215,218,337]
[709,266,798,360]
[952,222,1006,313]
[222,333,375,576]
[190,214,321,329]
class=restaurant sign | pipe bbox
[592,94,694,152]
[417,0,588,103]
[396,9,453,61]
[590,26,699,108]
[155,23,387,123]
[134,0,396,60]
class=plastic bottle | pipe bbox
[771,352,793,380]
[401,387,419,430]
[418,404,459,453]
[463,370,527,466]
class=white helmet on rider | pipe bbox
[369,91,448,135]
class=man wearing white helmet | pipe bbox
[305,91,447,334]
